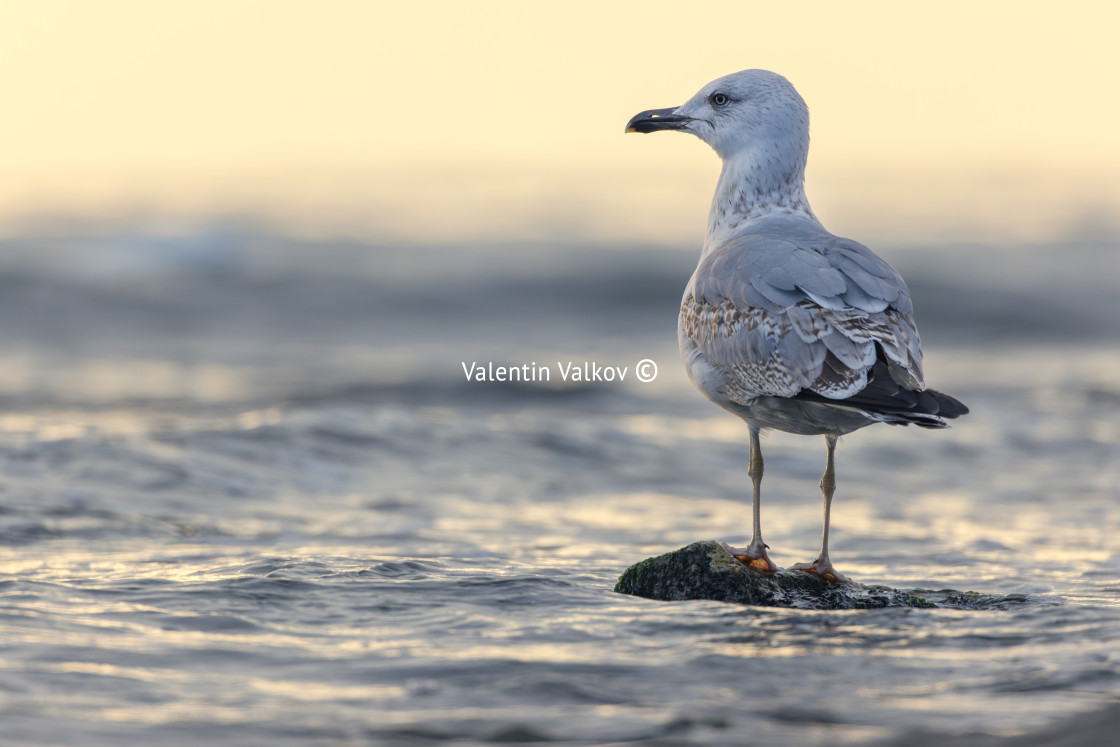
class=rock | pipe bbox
[614,541,935,610]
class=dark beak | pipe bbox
[625,107,693,133]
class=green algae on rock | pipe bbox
[614,541,935,610]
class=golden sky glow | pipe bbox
[1,1,1118,242]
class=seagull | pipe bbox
[626,70,968,583]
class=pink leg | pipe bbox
[725,425,779,573]
[790,435,851,584]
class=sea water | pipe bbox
[0,225,1117,745]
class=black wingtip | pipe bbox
[927,389,969,419]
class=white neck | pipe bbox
[703,151,818,254]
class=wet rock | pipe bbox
[614,540,935,610]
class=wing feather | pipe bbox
[682,219,925,407]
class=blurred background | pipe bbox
[1,0,1117,403]
[4,1,1119,244]
[2,3,1120,745]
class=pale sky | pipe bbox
[2,1,1118,243]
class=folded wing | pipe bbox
[682,223,935,416]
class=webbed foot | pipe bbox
[789,557,851,584]
[720,540,779,573]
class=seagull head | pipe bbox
[626,69,810,178]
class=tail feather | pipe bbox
[794,357,969,429]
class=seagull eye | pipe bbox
[711,93,730,107]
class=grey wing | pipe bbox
[682,232,925,406]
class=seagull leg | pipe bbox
[790,435,851,583]
[723,425,779,572]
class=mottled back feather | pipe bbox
[681,215,932,410]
